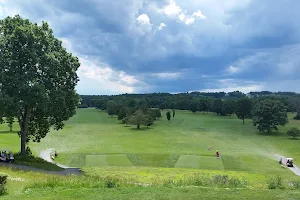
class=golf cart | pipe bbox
[286,158,294,167]
[0,149,14,163]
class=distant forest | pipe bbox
[79,91,300,114]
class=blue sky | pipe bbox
[1,0,300,95]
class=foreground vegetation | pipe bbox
[1,165,300,199]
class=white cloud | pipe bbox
[135,13,153,34]
[184,17,195,25]
[157,0,206,25]
[192,10,206,19]
[198,79,264,93]
[178,13,186,21]
[158,22,167,30]
[150,72,181,79]
[227,65,239,74]
[162,0,182,17]
[77,57,144,94]
[136,14,151,25]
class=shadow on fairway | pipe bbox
[128,127,154,131]
[256,131,284,137]
[0,131,18,134]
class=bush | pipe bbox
[287,127,300,139]
[0,175,7,196]
[267,175,285,189]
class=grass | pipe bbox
[175,155,224,170]
[86,154,133,167]
[1,108,300,199]
[23,109,300,175]
[13,154,64,171]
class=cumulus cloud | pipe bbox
[158,22,167,30]
[157,0,206,25]
[1,0,300,94]
[161,0,182,17]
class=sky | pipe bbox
[1,0,300,95]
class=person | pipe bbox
[216,150,220,159]
[208,146,212,151]
[9,152,14,163]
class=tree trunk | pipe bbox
[137,124,140,129]
[243,119,245,124]
[20,106,29,155]
[9,123,12,132]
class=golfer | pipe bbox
[216,150,220,158]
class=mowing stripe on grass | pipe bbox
[175,155,224,170]
[85,154,133,167]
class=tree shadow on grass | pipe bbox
[256,131,284,137]
[0,131,18,134]
[129,127,153,131]
[288,138,300,140]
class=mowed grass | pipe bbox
[17,108,299,177]
[175,155,224,170]
[2,108,300,176]
[86,154,133,167]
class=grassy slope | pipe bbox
[1,108,300,198]
[1,165,300,200]
[24,108,300,176]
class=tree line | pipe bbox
[81,93,300,133]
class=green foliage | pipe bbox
[236,98,252,124]
[0,175,7,196]
[294,106,300,120]
[0,15,80,154]
[13,153,63,171]
[213,99,223,115]
[106,100,118,116]
[267,175,285,189]
[189,100,200,113]
[166,111,171,121]
[128,110,147,129]
[117,106,128,120]
[143,114,154,128]
[222,99,236,116]
[287,127,300,139]
[252,99,288,133]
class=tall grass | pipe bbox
[0,175,7,196]
[160,173,248,188]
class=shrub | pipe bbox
[0,175,7,196]
[287,127,300,139]
[267,175,285,189]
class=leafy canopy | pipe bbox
[0,15,80,153]
[235,98,252,124]
[252,99,288,133]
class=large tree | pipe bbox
[236,98,252,124]
[106,100,118,116]
[252,99,288,133]
[222,99,236,116]
[0,16,80,154]
[189,100,200,113]
[128,110,147,129]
